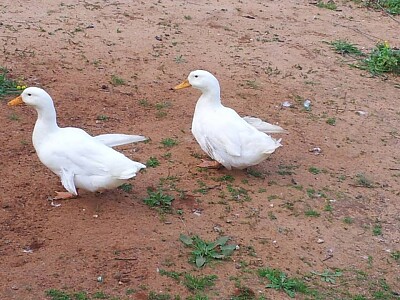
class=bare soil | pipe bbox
[1,0,399,299]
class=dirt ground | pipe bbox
[1,0,399,299]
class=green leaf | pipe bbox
[214,236,230,246]
[209,252,225,259]
[180,234,193,245]
[220,244,237,256]
[196,255,206,267]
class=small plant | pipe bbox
[258,268,308,298]
[45,289,89,300]
[143,188,174,211]
[96,114,109,121]
[138,98,150,107]
[246,168,264,178]
[308,166,321,175]
[311,269,343,284]
[0,67,25,98]
[360,42,400,75]
[174,55,186,63]
[179,234,237,267]
[183,274,217,291]
[305,209,320,217]
[161,137,178,148]
[391,250,400,262]
[330,40,363,56]
[110,74,125,86]
[316,1,337,10]
[146,156,160,168]
[230,285,256,300]
[227,184,251,202]
[148,291,172,300]
[343,216,354,224]
[184,15,192,20]
[214,175,235,182]
[118,183,132,193]
[372,223,382,236]
[326,117,336,126]
[374,0,400,14]
[159,269,182,281]
[355,173,373,187]
[245,80,261,90]
[92,291,108,299]
[277,164,296,175]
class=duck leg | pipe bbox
[47,191,76,207]
[197,159,222,169]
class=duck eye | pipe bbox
[27,93,32,96]
[194,75,199,78]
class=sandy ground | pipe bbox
[1,0,399,299]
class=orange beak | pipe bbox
[8,95,24,106]
[173,79,191,90]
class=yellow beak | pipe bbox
[8,95,24,106]
[174,79,191,90]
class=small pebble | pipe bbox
[282,101,292,108]
[303,99,312,110]
[317,238,325,244]
[355,110,368,116]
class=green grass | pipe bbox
[179,234,237,267]
[308,166,321,175]
[148,291,172,300]
[183,274,217,291]
[360,42,400,75]
[330,40,363,56]
[310,269,343,284]
[159,269,182,281]
[277,164,297,175]
[304,209,321,217]
[96,115,109,121]
[118,183,132,193]
[143,188,174,212]
[372,223,382,236]
[161,137,178,148]
[258,268,309,298]
[110,75,125,86]
[391,250,400,262]
[355,173,374,187]
[227,184,251,202]
[343,216,354,224]
[46,289,89,300]
[369,0,400,14]
[326,117,336,126]
[0,67,25,98]
[316,1,337,10]
[146,156,160,168]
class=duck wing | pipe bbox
[94,133,147,147]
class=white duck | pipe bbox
[174,70,285,170]
[8,87,146,199]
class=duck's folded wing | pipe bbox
[243,116,286,134]
[60,167,78,195]
[94,134,148,147]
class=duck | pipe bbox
[174,70,285,170]
[8,87,146,200]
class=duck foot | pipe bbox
[197,160,222,169]
[47,191,76,207]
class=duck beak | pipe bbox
[8,95,24,106]
[174,79,191,90]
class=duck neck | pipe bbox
[196,86,222,110]
[32,103,60,147]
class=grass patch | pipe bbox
[110,75,125,86]
[143,188,174,212]
[304,209,321,217]
[343,216,354,224]
[146,156,160,168]
[183,274,217,291]
[227,184,251,202]
[316,1,337,10]
[277,164,297,175]
[360,42,400,75]
[179,234,237,267]
[330,40,363,56]
[46,289,89,300]
[161,137,178,148]
[0,67,25,98]
[118,183,132,193]
[372,223,382,236]
[258,267,309,298]
[391,250,400,262]
[326,117,336,126]
[158,269,182,281]
[308,166,322,175]
[355,173,374,187]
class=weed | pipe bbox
[304,209,320,217]
[372,223,382,236]
[174,55,186,63]
[138,98,150,107]
[183,274,217,291]
[246,168,264,178]
[143,188,174,212]
[343,216,354,224]
[186,295,209,300]
[193,180,209,195]
[96,115,109,121]
[227,184,251,202]
[0,67,25,98]
[316,1,337,10]
[330,40,363,56]
[230,285,256,300]
[355,173,373,187]
[159,269,182,281]
[258,267,308,298]
[161,138,178,148]
[391,250,400,262]
[311,269,343,283]
[360,42,400,75]
[110,75,125,86]
[370,0,400,14]
[8,112,20,121]
[179,234,237,267]
[245,80,261,90]
[277,164,296,175]
[306,188,316,198]
[118,183,132,193]
[324,203,333,212]
[148,291,172,300]
[326,117,336,126]
[92,291,108,299]
[308,166,321,175]
[147,156,160,168]
[214,175,235,182]
[45,290,89,300]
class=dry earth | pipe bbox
[0,0,399,299]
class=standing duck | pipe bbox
[8,87,146,199]
[174,70,285,170]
